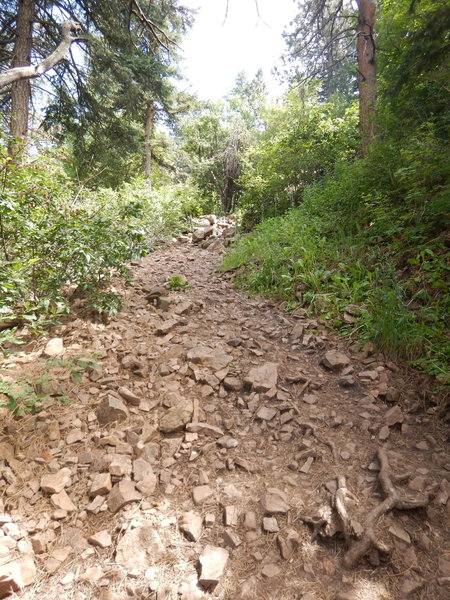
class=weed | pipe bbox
[167,275,190,292]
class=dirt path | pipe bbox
[0,239,449,600]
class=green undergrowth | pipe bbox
[0,354,101,415]
[222,133,450,385]
[0,141,200,352]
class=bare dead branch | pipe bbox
[0,21,85,89]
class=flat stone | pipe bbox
[155,319,179,336]
[50,490,76,512]
[223,377,242,392]
[115,525,165,571]
[277,529,301,560]
[384,405,404,427]
[261,563,281,578]
[136,473,157,496]
[187,346,232,371]
[65,429,84,445]
[0,554,36,596]
[244,511,258,531]
[378,425,390,441]
[224,505,238,527]
[96,395,128,425]
[43,338,64,357]
[81,566,104,582]
[87,531,112,548]
[186,422,224,437]
[118,386,141,406]
[261,489,290,515]
[107,481,141,513]
[193,485,213,505]
[198,545,229,590]
[159,398,193,433]
[321,350,350,370]
[108,454,132,477]
[244,363,278,392]
[40,468,72,494]
[223,529,241,548]
[256,406,277,421]
[179,512,203,542]
[217,436,238,448]
[298,456,314,474]
[90,473,112,497]
[263,517,279,532]
[132,458,154,482]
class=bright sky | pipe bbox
[179,0,297,100]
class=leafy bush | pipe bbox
[0,143,197,347]
[238,89,359,226]
[223,125,450,384]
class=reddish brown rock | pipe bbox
[244,363,278,392]
[107,481,141,513]
[40,468,72,494]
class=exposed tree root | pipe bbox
[343,447,429,568]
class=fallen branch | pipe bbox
[343,447,429,568]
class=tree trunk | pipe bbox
[143,101,155,181]
[9,0,36,156]
[356,0,377,155]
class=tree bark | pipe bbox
[8,0,36,155]
[356,0,377,155]
[143,100,155,181]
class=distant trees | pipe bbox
[178,71,268,213]
[283,0,378,153]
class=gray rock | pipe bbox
[263,517,279,532]
[223,377,242,392]
[244,363,278,392]
[186,422,224,437]
[159,398,194,433]
[198,545,229,590]
[90,473,112,497]
[96,395,128,425]
[261,563,281,578]
[384,405,404,427]
[88,530,112,548]
[256,406,277,421]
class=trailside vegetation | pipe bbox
[223,0,450,384]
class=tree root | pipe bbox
[343,447,429,568]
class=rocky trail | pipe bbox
[0,224,449,600]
